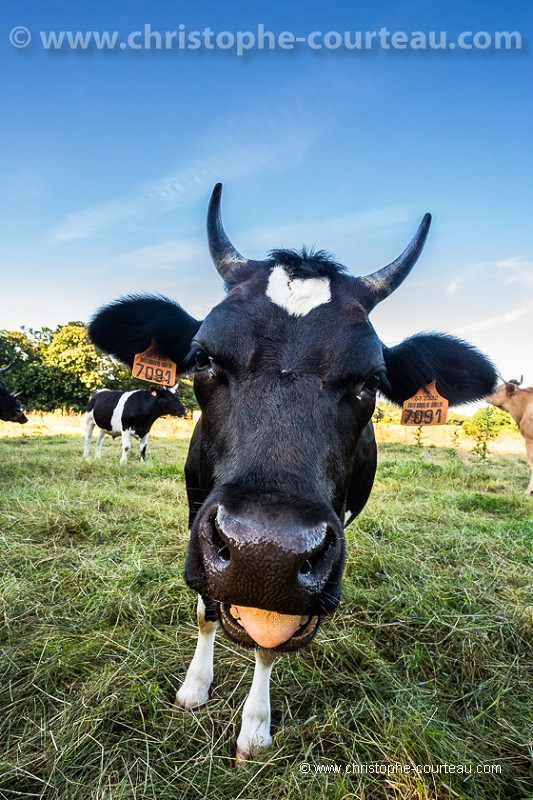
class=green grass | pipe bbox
[0,435,531,800]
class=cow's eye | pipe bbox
[363,374,382,393]
[194,348,211,371]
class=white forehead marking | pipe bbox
[266,266,331,317]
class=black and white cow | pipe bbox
[0,364,27,424]
[83,387,186,463]
[89,184,497,759]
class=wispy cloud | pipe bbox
[101,239,205,272]
[495,256,533,287]
[49,106,324,244]
[456,299,533,335]
[445,255,533,297]
[239,206,415,257]
[445,278,462,296]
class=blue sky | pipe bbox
[1,0,532,392]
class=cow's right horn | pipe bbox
[0,363,12,374]
[207,183,248,281]
[359,213,432,310]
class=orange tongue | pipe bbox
[231,605,303,648]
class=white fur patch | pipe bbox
[266,266,331,317]
[110,390,136,433]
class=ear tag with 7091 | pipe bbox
[132,341,177,387]
[401,380,448,426]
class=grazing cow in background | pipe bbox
[83,387,186,463]
[487,379,533,496]
[89,184,497,760]
[0,364,27,424]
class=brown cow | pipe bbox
[487,379,533,496]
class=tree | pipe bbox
[1,325,200,413]
[43,324,115,393]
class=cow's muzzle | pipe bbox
[185,489,345,648]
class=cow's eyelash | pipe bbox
[194,348,212,371]
[189,343,239,374]
[362,368,387,393]
[331,368,385,393]
[187,343,212,371]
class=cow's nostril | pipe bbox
[299,526,337,577]
[209,514,230,562]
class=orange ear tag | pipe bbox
[401,380,449,426]
[132,341,177,387]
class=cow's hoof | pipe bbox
[235,747,251,764]
[174,685,210,711]
[235,744,270,765]
[235,731,271,765]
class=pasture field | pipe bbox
[0,429,532,800]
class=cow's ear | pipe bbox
[381,333,497,406]
[89,295,202,372]
[506,382,518,395]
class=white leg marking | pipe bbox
[95,428,106,459]
[139,433,149,462]
[83,412,95,458]
[120,429,131,464]
[236,648,277,761]
[176,596,218,710]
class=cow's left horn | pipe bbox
[360,213,432,310]
[0,362,12,374]
[207,183,248,280]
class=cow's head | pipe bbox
[486,378,527,408]
[89,184,497,651]
[0,364,27,424]
[150,385,187,419]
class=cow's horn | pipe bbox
[360,213,432,310]
[207,183,248,280]
[0,362,12,374]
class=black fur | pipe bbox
[0,380,27,424]
[382,333,497,406]
[267,247,346,279]
[89,295,201,369]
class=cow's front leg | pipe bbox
[139,433,150,462]
[175,596,218,710]
[525,439,533,496]
[236,648,277,762]
[95,428,106,459]
[120,429,131,464]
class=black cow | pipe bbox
[89,184,497,759]
[83,387,186,463]
[0,364,27,424]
